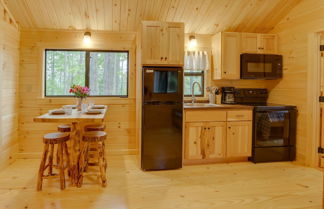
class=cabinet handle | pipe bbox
[208,127,210,130]
[223,71,227,74]
[228,127,231,129]
[194,141,197,144]
[164,57,167,61]
[160,57,163,60]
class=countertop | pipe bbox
[183,103,254,110]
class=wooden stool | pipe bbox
[37,132,70,191]
[83,124,106,171]
[58,124,71,132]
[78,131,107,187]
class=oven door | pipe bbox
[254,110,290,147]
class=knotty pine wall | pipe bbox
[19,29,137,157]
[0,2,20,169]
[267,0,324,165]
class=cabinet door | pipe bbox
[222,32,241,79]
[241,33,258,53]
[185,122,204,160]
[141,22,164,65]
[205,122,226,159]
[227,121,252,157]
[258,34,277,54]
[165,23,184,65]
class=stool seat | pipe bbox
[43,133,70,144]
[84,124,106,131]
[83,131,107,142]
[58,124,71,132]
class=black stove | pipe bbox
[223,88,297,163]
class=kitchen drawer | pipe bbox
[185,110,226,122]
[227,110,252,121]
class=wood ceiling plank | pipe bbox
[150,0,163,20]
[86,0,99,30]
[64,0,77,30]
[103,0,113,31]
[206,0,248,34]
[172,0,186,22]
[119,0,128,31]
[196,0,228,34]
[127,0,138,31]
[113,0,121,31]
[134,0,146,29]
[5,0,302,34]
[230,0,269,32]
[184,0,206,33]
[186,0,213,33]
[158,0,172,22]
[165,0,180,22]
[254,0,302,33]
[143,0,154,20]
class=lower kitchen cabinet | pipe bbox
[185,122,203,160]
[183,108,253,165]
[226,121,252,157]
[184,122,226,160]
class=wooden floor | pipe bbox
[0,155,322,209]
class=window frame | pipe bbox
[44,49,129,98]
[183,70,205,97]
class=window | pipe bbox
[45,49,129,97]
[184,70,204,97]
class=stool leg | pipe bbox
[58,143,65,190]
[77,142,89,187]
[98,141,107,187]
[56,145,60,168]
[84,142,90,172]
[102,141,107,170]
[48,144,54,176]
[63,142,71,177]
[37,144,49,191]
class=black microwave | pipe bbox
[240,53,282,79]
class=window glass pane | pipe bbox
[89,52,128,96]
[184,74,203,96]
[45,50,86,96]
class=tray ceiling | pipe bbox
[5,0,301,34]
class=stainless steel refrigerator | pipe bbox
[141,67,183,170]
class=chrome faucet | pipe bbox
[191,81,202,104]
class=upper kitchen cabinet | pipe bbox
[141,21,184,66]
[212,32,241,80]
[241,33,277,54]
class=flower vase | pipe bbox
[76,98,83,111]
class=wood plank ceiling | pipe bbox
[5,0,301,34]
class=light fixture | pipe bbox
[83,31,91,45]
[188,35,197,48]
